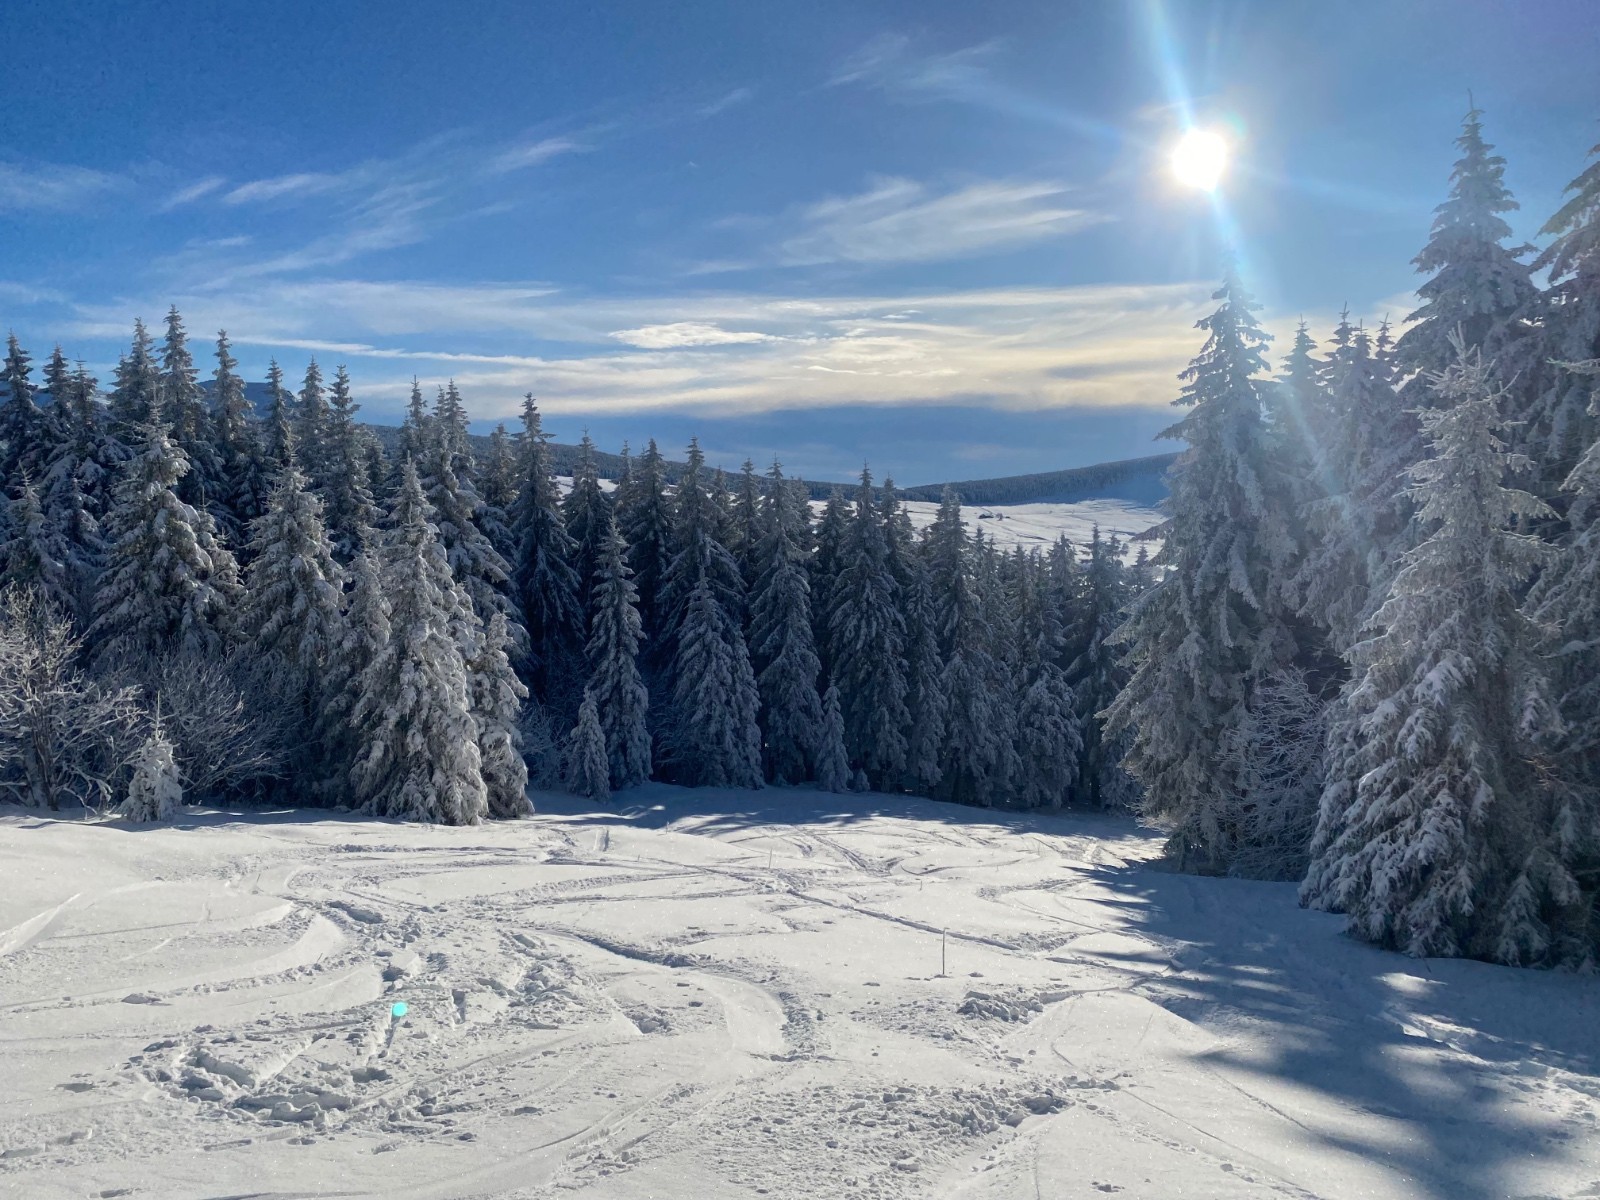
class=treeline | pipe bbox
[0,314,1151,825]
[1112,109,1600,966]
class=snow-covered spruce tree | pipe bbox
[1396,107,1538,401]
[899,558,946,795]
[1268,321,1323,591]
[1291,318,1417,653]
[90,422,241,666]
[118,710,183,822]
[398,378,433,463]
[879,477,918,589]
[159,307,205,441]
[611,441,634,524]
[731,458,763,592]
[710,466,735,534]
[1530,358,1600,748]
[1,333,45,481]
[662,439,744,639]
[481,423,517,511]
[243,459,347,739]
[1042,535,1081,667]
[1067,527,1135,808]
[809,488,850,682]
[748,460,823,784]
[667,572,763,789]
[261,359,294,475]
[1529,136,1600,500]
[1222,666,1328,882]
[108,319,160,438]
[1129,543,1154,592]
[1526,360,1600,952]
[564,432,613,616]
[566,691,610,802]
[1302,338,1588,965]
[40,345,69,408]
[479,423,520,562]
[423,385,521,649]
[814,682,850,794]
[470,611,532,818]
[320,548,389,804]
[320,365,378,562]
[293,360,330,491]
[925,488,1007,806]
[510,394,582,694]
[1,477,85,620]
[361,429,391,511]
[1104,269,1302,871]
[826,469,909,788]
[46,360,125,525]
[617,438,674,652]
[35,464,102,628]
[583,519,651,790]
[975,532,1023,800]
[348,460,487,825]
[159,310,222,520]
[881,475,943,793]
[210,331,270,543]
[1014,662,1082,811]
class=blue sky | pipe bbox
[4,0,1598,484]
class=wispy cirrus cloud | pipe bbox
[697,87,755,118]
[0,161,123,213]
[223,172,347,205]
[138,128,593,286]
[159,175,229,211]
[486,136,587,175]
[829,33,1118,139]
[699,176,1109,272]
[609,321,778,349]
[828,33,1000,98]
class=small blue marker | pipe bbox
[391,1002,408,1019]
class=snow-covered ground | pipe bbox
[805,495,1161,553]
[895,496,1160,552]
[3,788,1595,1200]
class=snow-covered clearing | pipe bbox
[2,788,1595,1200]
[897,497,1160,553]
[809,496,1162,554]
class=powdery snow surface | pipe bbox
[2,790,1597,1200]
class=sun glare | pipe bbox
[1172,128,1228,192]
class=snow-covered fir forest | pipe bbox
[3,107,1600,972]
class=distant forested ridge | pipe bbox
[898,453,1176,506]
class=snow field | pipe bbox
[810,494,1162,555]
[2,787,1597,1199]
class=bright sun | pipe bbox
[1172,128,1228,192]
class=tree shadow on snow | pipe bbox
[1078,861,1600,1200]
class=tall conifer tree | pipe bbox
[1106,269,1302,870]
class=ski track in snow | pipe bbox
[1,787,1597,1200]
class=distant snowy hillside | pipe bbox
[805,494,1161,553]
[898,452,1176,507]
[900,495,1160,550]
